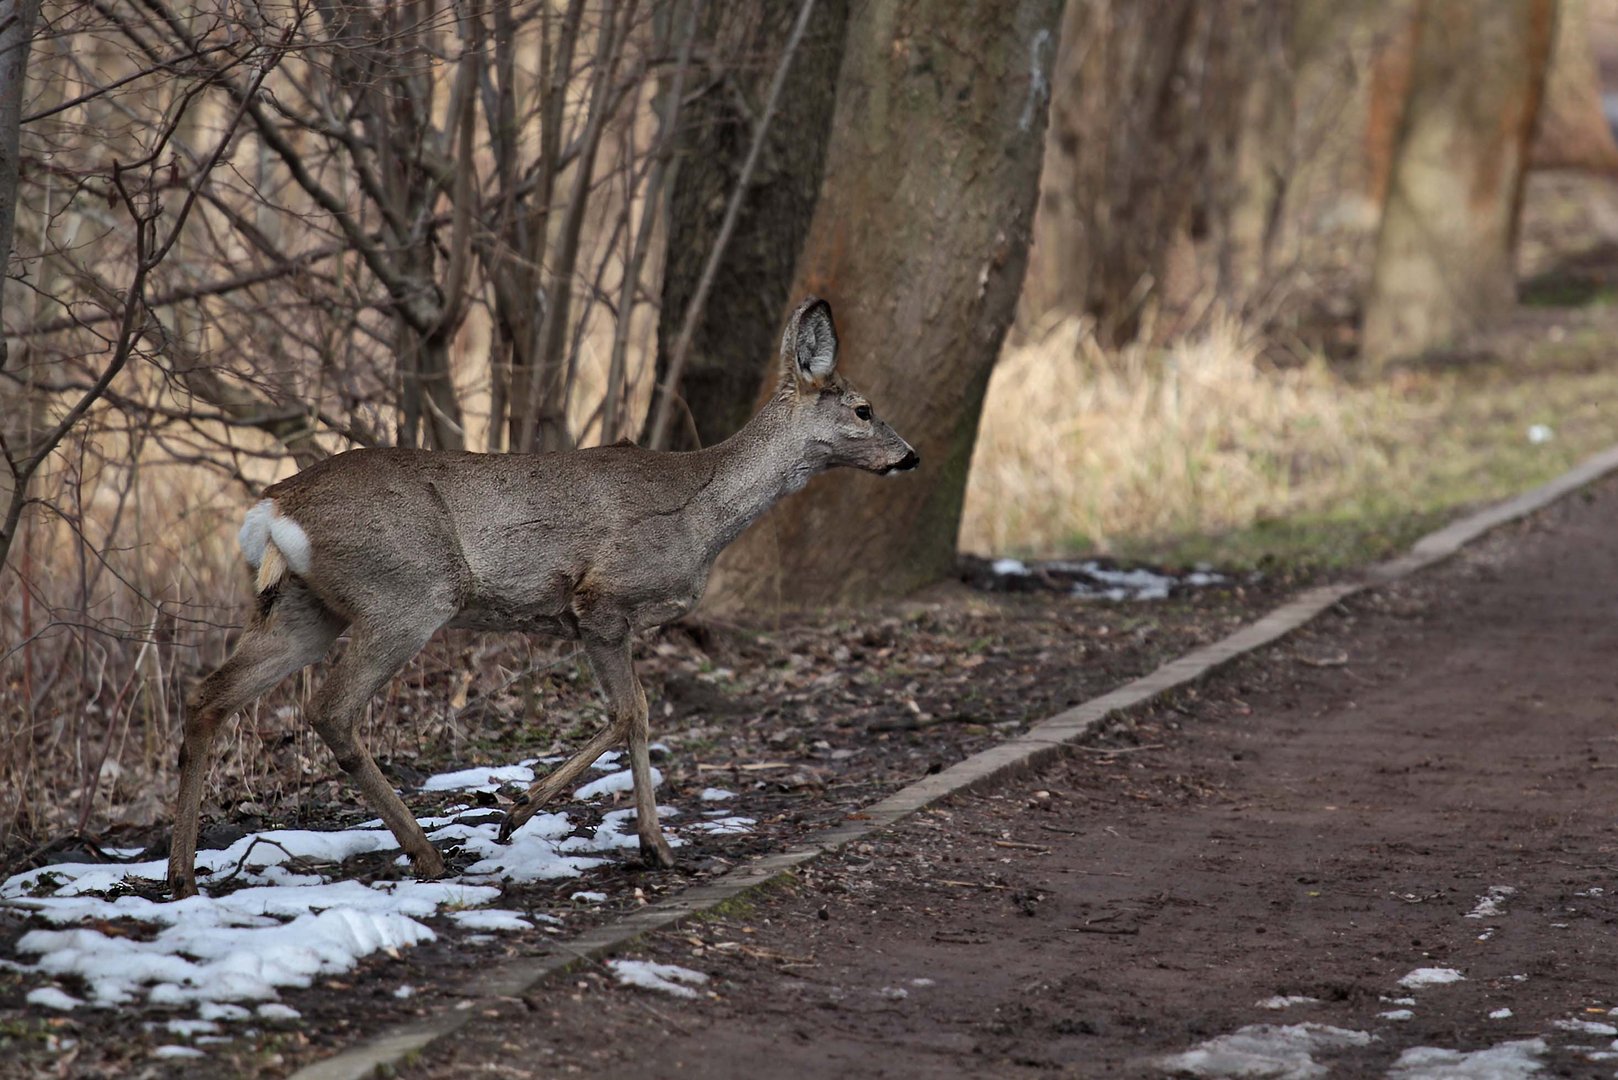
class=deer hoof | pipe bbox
[639,838,676,869]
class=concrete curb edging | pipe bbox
[290,443,1618,1080]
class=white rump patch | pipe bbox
[237,499,311,575]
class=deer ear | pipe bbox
[782,297,838,389]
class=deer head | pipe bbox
[778,297,919,477]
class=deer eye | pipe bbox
[855,405,873,421]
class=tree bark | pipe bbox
[646,0,848,451]
[0,0,39,375]
[1361,0,1555,365]
[706,0,1063,610]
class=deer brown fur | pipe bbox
[168,298,917,898]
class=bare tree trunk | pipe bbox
[1022,0,1275,346]
[644,0,848,451]
[706,0,1063,610]
[0,0,39,375]
[1361,0,1555,366]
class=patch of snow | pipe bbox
[1258,995,1320,1010]
[419,762,536,793]
[1,751,704,1013]
[1490,1008,1514,1020]
[1555,1018,1618,1036]
[393,985,414,999]
[257,1003,300,1021]
[878,986,908,1000]
[574,767,662,801]
[1386,1039,1545,1079]
[1380,1009,1414,1021]
[26,986,83,1011]
[592,750,622,770]
[1527,424,1554,445]
[1382,997,1417,1006]
[911,978,935,987]
[1465,885,1516,919]
[699,788,736,802]
[571,891,607,903]
[607,959,709,999]
[685,816,755,836]
[198,1002,251,1022]
[991,557,1030,576]
[448,909,532,932]
[153,1045,205,1059]
[1398,967,1465,989]
[1158,1023,1374,1079]
[165,1018,219,1037]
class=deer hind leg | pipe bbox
[169,583,343,898]
[306,619,449,880]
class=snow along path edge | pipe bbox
[288,441,1618,1080]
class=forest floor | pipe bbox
[402,443,1618,1079]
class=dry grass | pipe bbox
[962,310,1618,569]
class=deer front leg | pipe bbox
[498,636,673,866]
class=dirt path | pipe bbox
[404,478,1618,1079]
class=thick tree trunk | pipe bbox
[646,0,848,451]
[1360,0,1555,365]
[706,0,1063,610]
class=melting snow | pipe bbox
[1465,885,1516,919]
[153,1045,205,1059]
[686,816,755,836]
[1257,995,1320,1010]
[574,767,663,801]
[2,747,738,1013]
[700,788,736,802]
[1380,1009,1415,1021]
[1398,967,1465,989]
[26,986,83,1011]
[1158,1023,1374,1079]
[607,959,710,999]
[1554,1017,1618,1036]
[1386,1039,1545,1079]
[448,909,532,932]
[1489,1008,1514,1020]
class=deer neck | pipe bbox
[690,390,819,558]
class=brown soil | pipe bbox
[400,477,1618,1079]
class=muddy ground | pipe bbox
[400,477,1618,1078]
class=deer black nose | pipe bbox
[888,449,920,474]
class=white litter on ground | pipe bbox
[26,986,83,1011]
[1465,885,1516,919]
[1157,1023,1374,1079]
[1386,1039,1545,1079]
[607,959,710,999]
[1257,995,1320,1010]
[1398,967,1465,989]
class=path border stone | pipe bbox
[290,443,1618,1080]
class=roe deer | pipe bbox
[168,298,918,898]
